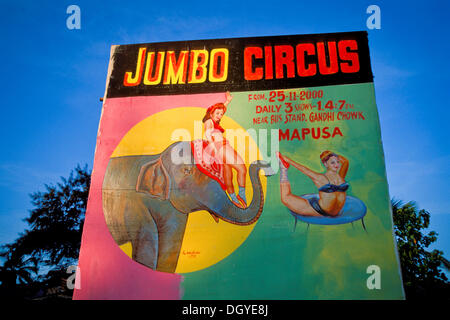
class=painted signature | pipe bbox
[182,250,200,257]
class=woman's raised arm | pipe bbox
[224,91,233,107]
[284,156,322,182]
[338,155,349,179]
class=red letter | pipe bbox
[301,128,310,140]
[296,43,317,77]
[291,129,300,140]
[322,127,331,139]
[338,40,360,73]
[244,47,263,80]
[279,129,290,141]
[312,128,320,139]
[332,127,343,137]
[317,42,339,75]
[274,45,295,79]
[264,46,274,80]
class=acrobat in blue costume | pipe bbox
[276,151,367,231]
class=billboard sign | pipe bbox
[74,31,404,300]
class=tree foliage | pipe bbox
[392,199,449,299]
[0,165,90,299]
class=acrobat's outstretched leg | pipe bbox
[278,154,321,217]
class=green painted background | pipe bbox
[180,83,404,299]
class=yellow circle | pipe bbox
[111,107,267,273]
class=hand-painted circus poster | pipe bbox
[74,32,405,300]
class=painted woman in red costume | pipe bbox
[203,92,247,208]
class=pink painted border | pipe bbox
[73,92,224,300]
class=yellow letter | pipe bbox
[123,47,146,86]
[188,50,209,83]
[143,52,165,85]
[209,48,229,82]
[163,51,189,84]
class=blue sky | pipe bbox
[0,0,449,262]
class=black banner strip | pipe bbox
[106,31,373,98]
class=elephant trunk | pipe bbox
[207,161,273,225]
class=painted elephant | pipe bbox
[102,141,274,273]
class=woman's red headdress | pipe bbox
[207,103,227,115]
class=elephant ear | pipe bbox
[136,158,170,200]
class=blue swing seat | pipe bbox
[288,194,367,229]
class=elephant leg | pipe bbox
[124,200,159,269]
[132,217,159,269]
[155,210,189,273]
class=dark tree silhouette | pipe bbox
[0,250,38,298]
[0,165,90,299]
[392,199,450,299]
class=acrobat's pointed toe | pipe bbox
[276,151,290,169]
